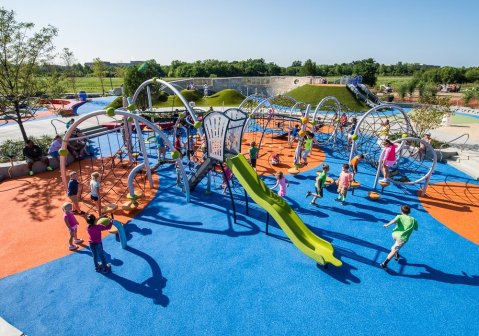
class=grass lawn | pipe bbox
[153,89,245,108]
[451,113,479,124]
[74,77,124,93]
[287,84,368,111]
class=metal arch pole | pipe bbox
[133,118,154,188]
[131,78,200,124]
[146,85,153,112]
[128,162,145,196]
[374,149,386,190]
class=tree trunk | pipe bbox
[100,76,105,95]
[14,102,29,142]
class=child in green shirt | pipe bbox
[249,141,258,170]
[306,164,329,205]
[381,205,418,270]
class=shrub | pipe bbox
[0,135,54,163]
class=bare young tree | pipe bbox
[61,48,77,94]
[92,58,106,95]
[0,7,58,142]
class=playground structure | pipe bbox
[59,108,190,216]
[348,104,437,195]
[198,103,342,267]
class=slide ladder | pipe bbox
[188,157,216,191]
[226,154,342,267]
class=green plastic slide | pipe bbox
[226,154,342,267]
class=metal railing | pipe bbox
[438,133,469,161]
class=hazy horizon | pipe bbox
[2,0,478,67]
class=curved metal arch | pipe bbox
[239,93,268,111]
[59,109,191,203]
[354,103,413,135]
[311,96,342,120]
[348,103,415,163]
[309,96,342,145]
[373,137,437,194]
[131,78,199,124]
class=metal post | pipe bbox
[244,189,249,215]
[220,163,236,224]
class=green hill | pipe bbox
[154,89,245,108]
[287,85,368,111]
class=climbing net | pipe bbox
[351,104,416,167]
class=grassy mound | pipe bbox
[154,89,245,108]
[287,85,367,111]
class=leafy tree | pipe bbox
[0,7,58,142]
[92,58,106,95]
[61,48,77,93]
[409,96,451,136]
[352,58,379,86]
[464,68,479,83]
[124,60,163,109]
[300,59,317,76]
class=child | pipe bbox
[174,133,183,157]
[185,135,195,160]
[306,164,329,205]
[221,166,233,194]
[381,139,397,182]
[288,124,300,148]
[86,214,112,273]
[347,117,358,146]
[62,202,83,251]
[272,171,289,197]
[249,141,258,170]
[340,113,348,130]
[270,153,280,166]
[301,132,318,166]
[380,205,418,270]
[48,134,63,159]
[155,131,166,162]
[67,171,85,214]
[90,172,102,216]
[349,154,364,181]
[175,161,181,186]
[336,163,353,204]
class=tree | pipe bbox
[61,48,77,93]
[409,96,451,136]
[352,58,379,86]
[92,58,106,95]
[300,59,317,76]
[0,7,58,142]
[123,60,163,109]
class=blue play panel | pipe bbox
[1,149,478,335]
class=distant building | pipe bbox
[84,60,146,67]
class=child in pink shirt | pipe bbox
[62,202,83,251]
[272,171,289,197]
[86,214,112,273]
[381,139,397,182]
[336,163,353,205]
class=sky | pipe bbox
[2,0,478,67]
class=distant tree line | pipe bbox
[40,58,479,88]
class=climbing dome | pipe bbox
[350,104,416,167]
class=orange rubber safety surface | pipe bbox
[0,158,158,278]
[419,182,479,244]
[241,133,326,176]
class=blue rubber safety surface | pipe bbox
[1,149,478,336]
